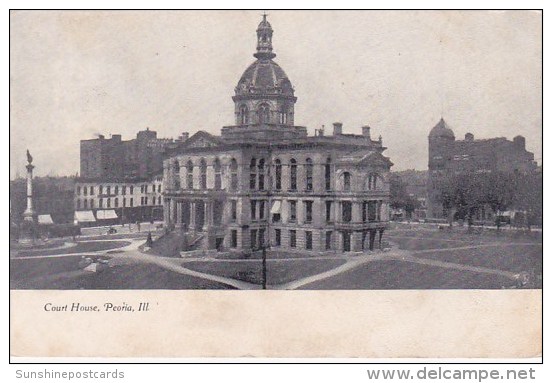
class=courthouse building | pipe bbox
[163,16,393,253]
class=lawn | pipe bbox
[11,261,233,290]
[14,240,130,257]
[183,259,346,285]
[298,260,516,290]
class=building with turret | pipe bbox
[427,118,538,219]
[163,16,393,254]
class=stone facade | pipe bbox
[427,118,538,219]
[163,16,393,254]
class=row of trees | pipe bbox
[439,170,542,231]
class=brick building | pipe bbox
[427,118,538,219]
[163,16,393,254]
[80,128,173,180]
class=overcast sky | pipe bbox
[10,10,542,178]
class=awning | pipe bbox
[96,210,118,220]
[270,200,282,214]
[74,210,96,223]
[38,214,54,225]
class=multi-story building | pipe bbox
[80,128,174,180]
[427,118,538,219]
[163,16,393,254]
[74,175,164,225]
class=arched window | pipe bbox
[230,159,238,191]
[343,172,352,192]
[214,158,222,190]
[83,199,88,209]
[258,159,265,190]
[325,157,332,191]
[305,158,313,191]
[279,107,288,124]
[258,103,270,124]
[239,105,249,125]
[249,158,257,190]
[367,174,379,190]
[200,159,207,189]
[290,158,297,191]
[186,160,194,189]
[77,186,81,195]
[173,160,181,189]
[83,186,88,196]
[274,159,282,190]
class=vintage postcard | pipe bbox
[9,10,542,359]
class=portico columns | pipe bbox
[189,201,196,231]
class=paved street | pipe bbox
[10,226,542,290]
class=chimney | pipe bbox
[333,122,343,136]
[362,125,371,139]
[464,132,474,141]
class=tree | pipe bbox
[390,174,420,219]
[512,171,542,231]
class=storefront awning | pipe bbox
[38,214,54,225]
[74,210,96,223]
[96,210,118,220]
[270,200,282,214]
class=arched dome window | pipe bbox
[258,104,270,124]
[239,105,249,125]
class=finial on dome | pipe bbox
[254,13,276,60]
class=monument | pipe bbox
[18,150,37,243]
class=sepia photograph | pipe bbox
[9,9,542,359]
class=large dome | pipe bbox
[235,59,294,96]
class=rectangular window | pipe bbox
[250,200,257,220]
[122,186,126,195]
[231,200,237,222]
[130,198,134,207]
[259,200,265,220]
[114,198,119,208]
[250,229,258,250]
[305,201,313,223]
[289,230,296,248]
[123,198,126,207]
[326,201,332,222]
[107,186,111,195]
[259,228,265,248]
[289,200,297,221]
[107,198,111,208]
[326,231,332,250]
[275,229,281,246]
[115,186,119,195]
[342,201,352,223]
[99,198,103,208]
[90,186,95,195]
[90,199,94,209]
[130,186,134,194]
[99,185,103,195]
[144,197,148,205]
[231,230,238,248]
[158,184,162,192]
[362,202,367,222]
[305,231,313,250]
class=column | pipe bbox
[189,201,196,231]
[163,198,170,225]
[351,231,363,252]
[176,201,183,228]
[23,163,35,222]
[170,199,176,224]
